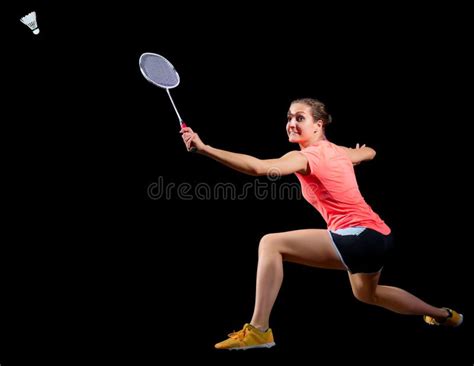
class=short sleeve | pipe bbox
[299,145,323,176]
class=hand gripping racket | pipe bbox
[139,52,196,151]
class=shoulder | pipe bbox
[283,150,307,159]
[284,150,309,171]
[301,141,334,157]
[277,150,310,175]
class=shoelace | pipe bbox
[228,327,249,341]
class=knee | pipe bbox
[352,287,377,305]
[258,234,279,255]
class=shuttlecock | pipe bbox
[20,11,40,35]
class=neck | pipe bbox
[299,132,326,149]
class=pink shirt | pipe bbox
[295,140,390,235]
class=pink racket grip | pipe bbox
[180,122,197,153]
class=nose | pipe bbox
[288,118,297,128]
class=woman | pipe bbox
[180,98,463,350]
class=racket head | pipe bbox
[139,52,180,89]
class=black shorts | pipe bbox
[329,227,394,274]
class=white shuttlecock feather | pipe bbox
[20,11,40,35]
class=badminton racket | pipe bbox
[139,52,196,151]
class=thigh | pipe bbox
[265,229,346,270]
[348,271,381,298]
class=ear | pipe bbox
[313,119,324,132]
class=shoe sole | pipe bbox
[227,342,276,351]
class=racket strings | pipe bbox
[140,54,179,88]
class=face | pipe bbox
[287,103,319,144]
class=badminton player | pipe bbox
[181,98,463,350]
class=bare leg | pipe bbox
[348,272,450,318]
[250,229,346,330]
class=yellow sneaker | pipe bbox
[214,323,276,350]
[423,308,463,327]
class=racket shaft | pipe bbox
[166,88,195,152]
[166,89,183,124]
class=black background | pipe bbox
[4,1,472,365]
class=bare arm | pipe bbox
[181,127,308,176]
[201,147,308,176]
[339,143,376,165]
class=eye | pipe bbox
[296,115,305,122]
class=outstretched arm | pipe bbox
[181,127,308,176]
[339,143,376,165]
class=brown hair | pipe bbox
[291,98,333,127]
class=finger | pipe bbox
[356,143,360,149]
[182,132,194,140]
[362,144,366,148]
